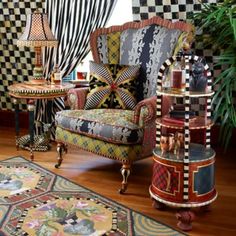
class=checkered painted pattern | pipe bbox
[183,55,190,201]
[0,0,45,111]
[132,0,217,22]
[206,63,213,148]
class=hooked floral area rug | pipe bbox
[0,157,184,236]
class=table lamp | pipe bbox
[17,10,58,84]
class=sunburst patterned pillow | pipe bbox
[84,61,139,110]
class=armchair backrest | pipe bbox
[90,16,193,101]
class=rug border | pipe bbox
[1,155,187,235]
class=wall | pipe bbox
[132,0,217,21]
[0,0,44,112]
[132,0,218,72]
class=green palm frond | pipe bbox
[193,1,236,150]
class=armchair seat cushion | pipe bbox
[55,109,143,145]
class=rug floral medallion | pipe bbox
[0,157,185,236]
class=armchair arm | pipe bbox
[133,96,156,125]
[67,87,89,110]
[133,96,172,126]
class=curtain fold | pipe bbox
[44,0,117,78]
[35,0,117,138]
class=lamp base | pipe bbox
[30,65,46,84]
[28,77,46,85]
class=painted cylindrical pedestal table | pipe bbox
[150,143,217,230]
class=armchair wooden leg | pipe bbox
[119,164,131,194]
[55,142,67,168]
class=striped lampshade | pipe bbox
[17,10,58,47]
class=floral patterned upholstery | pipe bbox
[55,16,193,193]
[56,109,143,145]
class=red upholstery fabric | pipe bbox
[67,87,89,110]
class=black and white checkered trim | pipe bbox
[183,55,190,201]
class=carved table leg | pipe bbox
[119,163,131,194]
[12,98,20,150]
[27,100,35,161]
[176,209,195,231]
[29,146,34,162]
[55,143,67,168]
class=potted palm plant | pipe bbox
[193,0,236,150]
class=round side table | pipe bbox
[8,82,75,161]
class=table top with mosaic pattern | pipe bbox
[8,82,75,99]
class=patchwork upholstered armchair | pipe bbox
[55,16,193,193]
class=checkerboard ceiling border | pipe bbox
[132,0,217,21]
[0,0,45,111]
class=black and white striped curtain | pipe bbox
[35,0,117,137]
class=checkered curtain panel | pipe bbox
[34,0,118,137]
[0,0,45,111]
[132,0,218,114]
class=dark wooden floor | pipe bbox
[0,126,236,235]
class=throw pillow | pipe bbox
[84,61,139,110]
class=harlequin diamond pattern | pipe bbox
[56,126,142,162]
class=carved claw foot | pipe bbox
[176,209,195,231]
[152,199,166,210]
[119,164,131,194]
[55,143,67,168]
